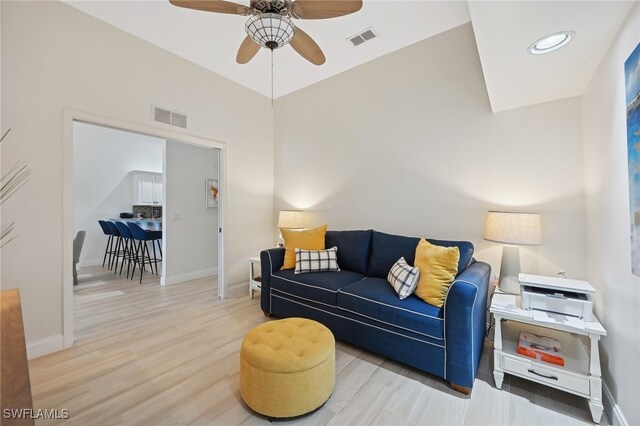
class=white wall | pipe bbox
[1,1,274,348]
[274,23,586,281]
[73,122,163,266]
[164,140,218,284]
[582,3,640,425]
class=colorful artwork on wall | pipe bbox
[625,42,640,276]
[206,179,219,208]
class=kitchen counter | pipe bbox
[109,218,162,231]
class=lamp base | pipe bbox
[498,245,522,294]
[498,274,521,294]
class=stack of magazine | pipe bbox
[517,331,564,366]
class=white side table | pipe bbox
[248,256,261,299]
[490,293,607,423]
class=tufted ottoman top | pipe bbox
[241,317,335,373]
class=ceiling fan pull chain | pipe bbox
[271,49,274,106]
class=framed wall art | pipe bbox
[625,42,640,275]
[206,179,218,208]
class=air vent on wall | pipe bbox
[348,27,377,47]
[152,105,187,129]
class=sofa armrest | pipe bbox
[444,260,491,388]
[260,248,285,313]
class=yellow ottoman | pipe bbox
[240,317,335,418]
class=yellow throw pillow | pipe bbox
[281,224,328,270]
[414,239,460,308]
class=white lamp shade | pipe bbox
[278,210,304,229]
[483,211,542,246]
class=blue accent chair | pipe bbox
[73,230,86,286]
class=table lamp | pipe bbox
[483,211,542,294]
[277,210,304,246]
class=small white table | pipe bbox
[248,256,261,299]
[490,292,607,423]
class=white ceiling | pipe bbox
[64,1,635,110]
[64,0,471,99]
[468,0,635,112]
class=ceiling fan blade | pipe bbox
[290,27,326,65]
[236,36,261,64]
[291,0,362,19]
[169,0,250,15]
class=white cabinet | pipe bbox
[138,174,156,204]
[133,171,163,205]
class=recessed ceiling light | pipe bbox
[528,31,575,55]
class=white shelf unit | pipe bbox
[249,256,261,299]
[500,322,590,397]
[490,293,606,424]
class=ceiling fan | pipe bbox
[169,0,363,66]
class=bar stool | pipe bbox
[151,230,163,265]
[128,222,161,284]
[114,222,136,279]
[98,220,114,268]
[104,221,124,272]
[145,225,163,273]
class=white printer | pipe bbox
[518,273,595,321]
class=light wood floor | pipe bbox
[28,265,608,425]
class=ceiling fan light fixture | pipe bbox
[245,13,296,50]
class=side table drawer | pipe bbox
[503,355,590,396]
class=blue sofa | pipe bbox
[260,230,491,392]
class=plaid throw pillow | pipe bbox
[295,247,341,274]
[387,257,420,299]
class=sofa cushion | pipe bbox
[367,232,420,278]
[337,277,444,340]
[367,231,474,278]
[270,269,365,307]
[414,239,459,308]
[295,247,340,274]
[325,230,373,275]
[281,224,327,270]
[427,238,475,275]
[387,257,420,300]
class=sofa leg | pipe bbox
[262,310,272,317]
[450,383,471,395]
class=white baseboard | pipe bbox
[603,380,628,426]
[163,267,218,285]
[27,334,64,360]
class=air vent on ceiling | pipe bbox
[152,105,187,129]
[348,28,377,47]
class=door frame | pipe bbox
[62,108,226,349]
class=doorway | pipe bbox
[72,122,165,285]
[63,109,226,348]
